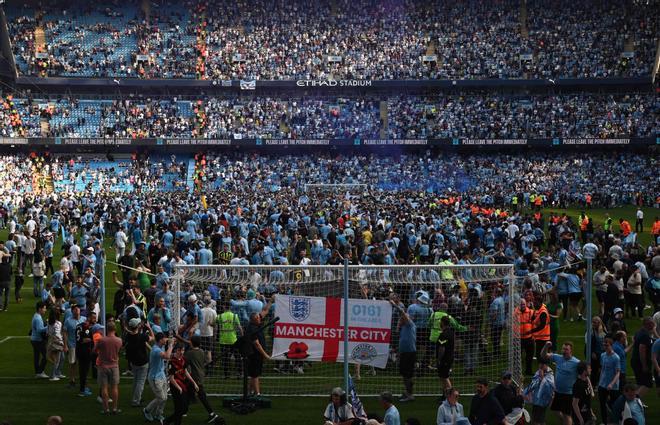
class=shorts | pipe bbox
[247,355,263,378]
[532,405,547,424]
[568,293,582,303]
[53,287,66,299]
[399,352,416,379]
[633,369,653,388]
[98,367,120,386]
[67,349,77,364]
[437,361,453,379]
[550,392,572,415]
[200,336,213,352]
[596,291,606,303]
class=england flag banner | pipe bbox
[272,295,392,368]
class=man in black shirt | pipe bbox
[246,312,270,396]
[75,312,96,396]
[571,361,594,425]
[124,318,153,407]
[436,316,455,393]
[631,317,655,397]
[469,377,505,425]
[493,371,519,415]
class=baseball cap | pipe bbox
[502,371,512,380]
[613,307,623,315]
[246,289,256,299]
[188,294,197,303]
[128,318,141,329]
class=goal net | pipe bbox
[172,263,520,396]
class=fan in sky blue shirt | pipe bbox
[383,405,401,425]
[162,231,173,248]
[399,321,416,353]
[31,312,47,342]
[148,343,167,380]
[598,351,621,390]
[132,227,143,245]
[64,315,86,350]
[550,353,580,394]
[489,296,506,326]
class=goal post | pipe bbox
[172,263,520,396]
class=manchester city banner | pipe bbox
[272,295,392,368]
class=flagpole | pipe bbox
[343,258,349,392]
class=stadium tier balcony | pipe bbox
[1,95,656,140]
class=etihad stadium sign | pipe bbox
[296,80,373,87]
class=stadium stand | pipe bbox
[6,0,658,79]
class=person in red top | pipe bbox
[95,321,123,415]
[619,218,632,237]
[165,344,199,425]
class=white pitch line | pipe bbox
[0,336,29,344]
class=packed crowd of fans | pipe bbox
[387,94,659,139]
[6,0,657,80]
[0,150,656,424]
[1,94,657,139]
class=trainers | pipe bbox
[207,412,219,423]
[121,370,133,376]
[399,395,415,402]
[142,408,154,422]
[111,409,122,415]
[57,374,66,379]
[49,377,60,381]
[36,372,49,379]
[83,388,92,396]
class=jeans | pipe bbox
[51,351,64,378]
[145,377,168,419]
[464,336,478,372]
[131,363,149,405]
[31,340,47,374]
[33,276,44,298]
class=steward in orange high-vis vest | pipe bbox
[530,295,550,363]
[516,299,535,375]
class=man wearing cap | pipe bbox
[197,241,213,265]
[469,377,505,425]
[407,290,432,369]
[124,317,153,407]
[607,308,627,336]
